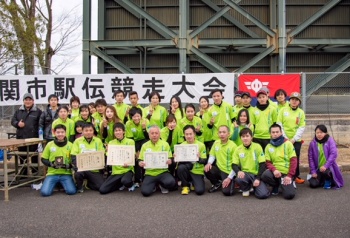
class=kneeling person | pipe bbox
[71,123,105,192]
[138,126,176,197]
[261,124,297,199]
[230,128,269,199]
[176,125,207,195]
[100,123,135,194]
[205,125,237,196]
[41,125,76,196]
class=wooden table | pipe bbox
[0,138,45,201]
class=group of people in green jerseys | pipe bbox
[37,87,344,199]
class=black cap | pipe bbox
[241,92,251,97]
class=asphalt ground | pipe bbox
[0,173,349,238]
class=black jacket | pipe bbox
[39,105,59,140]
[11,105,42,139]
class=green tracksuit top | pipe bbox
[42,140,73,176]
[265,141,296,174]
[210,139,237,174]
[232,142,265,175]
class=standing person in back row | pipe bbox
[277,92,306,184]
[240,92,256,121]
[274,89,289,115]
[168,95,184,122]
[11,93,42,140]
[125,91,144,121]
[113,89,129,123]
[144,91,167,129]
[232,90,244,121]
[252,89,277,150]
[52,106,75,143]
[196,96,213,154]
[259,86,277,108]
[92,99,107,139]
[39,94,59,143]
[69,96,80,121]
[207,89,235,142]
[11,93,42,166]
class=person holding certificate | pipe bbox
[138,126,176,197]
[71,123,105,193]
[204,125,237,196]
[41,124,76,197]
[176,125,207,195]
[99,123,135,194]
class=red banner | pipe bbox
[238,74,300,97]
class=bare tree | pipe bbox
[0,15,22,75]
[0,0,81,75]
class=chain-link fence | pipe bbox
[304,72,350,114]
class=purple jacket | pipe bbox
[308,136,344,188]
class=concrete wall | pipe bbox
[303,115,350,146]
[0,120,15,139]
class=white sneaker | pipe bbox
[128,184,136,192]
[159,185,169,194]
[119,185,125,191]
[242,190,250,197]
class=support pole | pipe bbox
[179,0,188,73]
[82,0,91,74]
[278,0,286,73]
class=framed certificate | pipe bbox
[76,151,105,172]
[144,152,168,169]
[107,145,135,166]
[174,144,199,162]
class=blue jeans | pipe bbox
[41,175,77,197]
